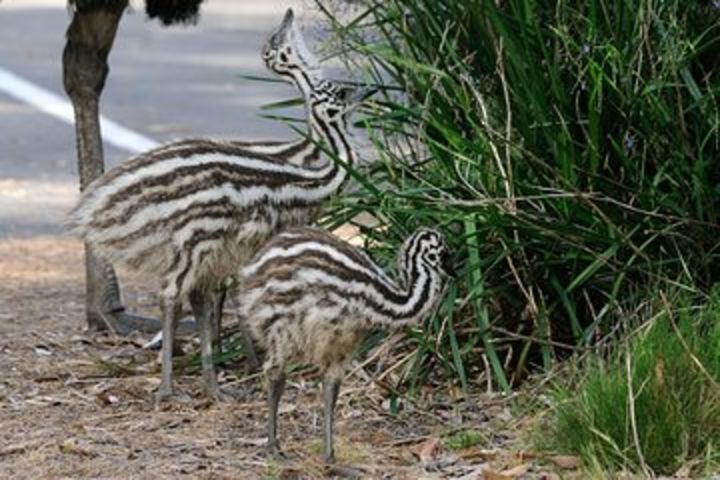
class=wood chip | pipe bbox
[500,463,529,477]
[58,439,96,457]
[482,470,511,480]
[548,454,580,470]
[411,437,441,464]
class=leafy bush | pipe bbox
[318,0,720,389]
[546,290,720,475]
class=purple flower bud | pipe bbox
[624,133,635,153]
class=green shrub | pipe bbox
[546,290,720,475]
[317,0,720,389]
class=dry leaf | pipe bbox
[516,450,543,461]
[58,439,95,457]
[672,463,693,478]
[501,463,529,477]
[548,454,580,470]
[455,464,490,480]
[457,446,498,461]
[448,384,465,401]
[482,470,511,480]
[411,437,441,464]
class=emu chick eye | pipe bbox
[279,52,288,62]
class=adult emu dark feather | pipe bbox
[145,0,204,25]
[68,0,204,25]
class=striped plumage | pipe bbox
[237,227,451,463]
[66,10,371,402]
[68,86,362,299]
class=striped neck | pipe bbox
[297,110,355,196]
[384,260,445,327]
[288,66,319,101]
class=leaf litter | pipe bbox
[0,236,578,479]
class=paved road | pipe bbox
[0,0,313,236]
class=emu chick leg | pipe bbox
[156,298,180,402]
[266,369,286,455]
[189,289,224,401]
[239,319,261,372]
[211,288,225,352]
[227,293,261,371]
[322,376,341,463]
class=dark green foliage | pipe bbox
[318,0,720,389]
[547,290,720,474]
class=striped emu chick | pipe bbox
[66,79,371,402]
[237,227,452,463]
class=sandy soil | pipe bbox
[0,236,559,480]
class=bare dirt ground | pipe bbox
[0,236,569,479]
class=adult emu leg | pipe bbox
[62,2,159,334]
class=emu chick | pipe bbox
[237,226,451,463]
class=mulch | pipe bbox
[0,236,571,479]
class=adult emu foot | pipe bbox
[202,377,236,404]
[265,442,287,461]
[88,310,197,337]
[154,384,192,406]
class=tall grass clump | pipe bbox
[547,290,720,475]
[316,0,720,389]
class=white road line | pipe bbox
[0,66,159,153]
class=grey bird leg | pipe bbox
[239,319,261,372]
[211,288,225,352]
[156,298,180,402]
[227,293,261,371]
[322,376,342,464]
[189,289,226,401]
[63,1,161,335]
[266,368,286,456]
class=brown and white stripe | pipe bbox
[236,226,451,463]
[240,227,451,339]
[65,10,367,402]
[66,61,357,303]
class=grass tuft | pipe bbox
[444,429,488,451]
[314,0,720,390]
[545,289,720,475]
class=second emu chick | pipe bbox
[237,227,452,463]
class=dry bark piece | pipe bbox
[500,463,529,476]
[482,470,512,480]
[548,454,580,470]
[411,437,441,464]
[58,439,96,457]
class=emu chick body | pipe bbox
[237,227,451,462]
